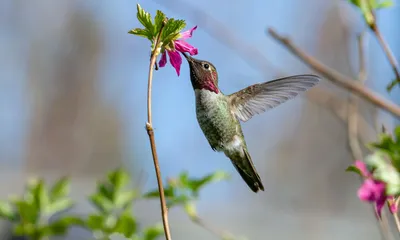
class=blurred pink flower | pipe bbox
[354,160,398,217]
[159,26,198,76]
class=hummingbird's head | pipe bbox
[182,53,219,94]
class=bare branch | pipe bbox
[146,21,172,240]
[267,28,400,119]
[369,24,400,91]
[348,31,367,161]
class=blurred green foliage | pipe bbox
[348,0,393,26]
[0,168,231,240]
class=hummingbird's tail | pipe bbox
[226,148,264,193]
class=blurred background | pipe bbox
[0,0,399,239]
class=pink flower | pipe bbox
[354,160,398,217]
[159,26,198,76]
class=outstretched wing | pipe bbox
[229,74,320,122]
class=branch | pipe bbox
[146,21,172,240]
[267,28,400,119]
[348,31,367,161]
[347,31,392,240]
[370,24,400,91]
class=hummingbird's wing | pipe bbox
[228,74,320,122]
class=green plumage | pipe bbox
[182,53,320,193]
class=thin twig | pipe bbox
[348,31,367,161]
[370,24,400,91]
[190,215,235,240]
[347,31,392,240]
[267,28,400,119]
[146,21,172,240]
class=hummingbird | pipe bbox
[182,53,320,193]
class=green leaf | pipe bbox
[43,216,84,236]
[89,193,113,213]
[86,214,105,230]
[184,202,197,218]
[128,28,152,41]
[136,4,154,34]
[178,171,190,187]
[345,165,362,176]
[50,177,70,201]
[98,183,115,201]
[168,194,191,208]
[114,213,137,238]
[161,19,186,48]
[31,179,49,212]
[395,126,400,143]
[0,201,16,221]
[15,200,39,223]
[108,169,130,190]
[375,0,394,9]
[143,224,164,240]
[154,10,166,35]
[143,186,175,199]
[45,198,74,215]
[115,191,136,209]
[189,171,230,196]
[13,223,36,237]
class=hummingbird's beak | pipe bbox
[182,52,193,62]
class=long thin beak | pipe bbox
[182,52,193,62]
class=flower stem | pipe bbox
[146,20,172,240]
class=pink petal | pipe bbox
[357,179,386,201]
[159,52,167,67]
[167,50,182,76]
[375,196,387,218]
[175,40,198,56]
[179,26,197,40]
[354,160,371,177]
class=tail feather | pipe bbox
[230,148,264,193]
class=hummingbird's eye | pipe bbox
[203,63,210,70]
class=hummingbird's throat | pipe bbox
[202,80,219,94]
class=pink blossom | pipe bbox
[159,26,198,76]
[354,160,398,217]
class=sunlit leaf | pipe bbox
[154,10,167,35]
[114,213,137,238]
[136,4,154,34]
[45,198,74,215]
[189,171,230,195]
[15,200,39,223]
[87,214,105,230]
[0,201,16,221]
[143,224,164,240]
[183,202,197,218]
[115,191,136,209]
[89,193,113,213]
[13,223,36,237]
[108,169,130,191]
[50,177,70,201]
[161,19,186,47]
[128,28,152,41]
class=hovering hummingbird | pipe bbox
[182,53,320,193]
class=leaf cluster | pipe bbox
[143,171,230,218]
[128,4,187,53]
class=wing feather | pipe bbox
[229,74,321,122]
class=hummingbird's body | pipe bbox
[183,53,320,192]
